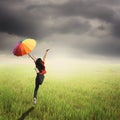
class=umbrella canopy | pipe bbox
[13,38,36,56]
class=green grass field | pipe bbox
[0,63,120,120]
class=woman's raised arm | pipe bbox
[43,49,50,62]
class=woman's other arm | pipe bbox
[43,49,50,62]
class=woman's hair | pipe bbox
[35,58,45,72]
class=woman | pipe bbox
[28,49,50,104]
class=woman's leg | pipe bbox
[33,74,45,99]
[33,74,40,98]
[39,75,45,85]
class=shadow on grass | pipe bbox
[18,106,34,120]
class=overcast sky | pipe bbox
[1,0,120,60]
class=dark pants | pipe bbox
[34,73,44,98]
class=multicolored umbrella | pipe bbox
[13,38,36,56]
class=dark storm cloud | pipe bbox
[0,0,91,39]
[60,1,114,22]
[27,0,120,37]
[96,0,120,6]
[28,1,114,22]
[53,20,91,35]
[61,22,89,34]
[1,0,120,58]
[112,20,120,38]
[0,6,38,38]
[0,0,119,38]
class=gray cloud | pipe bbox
[112,20,120,38]
[27,0,120,37]
[28,1,114,22]
[0,0,118,37]
[0,6,38,38]
[0,0,120,59]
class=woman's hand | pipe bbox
[46,49,50,52]
[43,49,50,62]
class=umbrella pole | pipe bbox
[28,53,36,61]
[28,53,32,58]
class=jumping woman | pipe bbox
[28,49,50,104]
